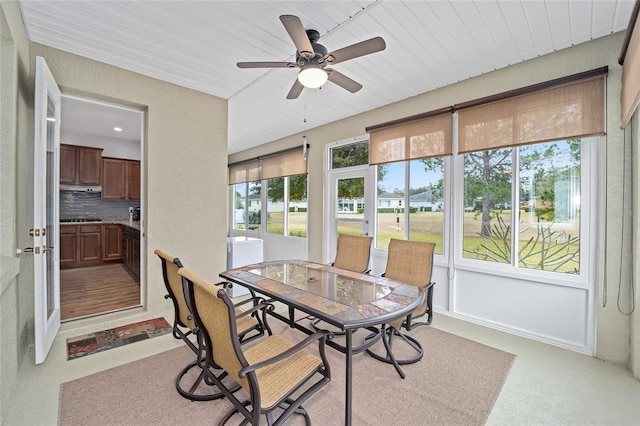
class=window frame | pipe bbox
[453,136,598,288]
[232,175,308,240]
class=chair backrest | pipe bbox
[384,238,436,322]
[178,267,250,392]
[384,239,436,325]
[332,233,373,273]
[154,249,194,330]
[383,239,435,288]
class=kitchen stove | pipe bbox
[60,218,103,223]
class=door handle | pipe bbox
[21,247,41,254]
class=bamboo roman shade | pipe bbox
[458,76,605,154]
[621,4,640,128]
[261,148,307,180]
[368,110,452,165]
[228,159,260,185]
[228,146,307,184]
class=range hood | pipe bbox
[59,184,102,193]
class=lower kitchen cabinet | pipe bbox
[79,225,102,262]
[121,225,140,281]
[102,224,122,260]
[61,223,126,269]
[60,225,78,265]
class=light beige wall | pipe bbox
[0,1,35,422]
[229,32,637,373]
[27,43,230,311]
[0,1,229,420]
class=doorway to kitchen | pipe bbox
[59,95,144,321]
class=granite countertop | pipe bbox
[60,218,141,231]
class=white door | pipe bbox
[326,166,373,261]
[34,56,61,364]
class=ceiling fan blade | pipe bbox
[237,61,296,69]
[326,37,386,65]
[327,69,362,93]
[280,15,314,58]
[286,79,305,99]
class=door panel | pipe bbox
[327,167,373,263]
[34,56,61,364]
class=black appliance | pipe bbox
[132,207,140,221]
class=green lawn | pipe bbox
[265,209,579,274]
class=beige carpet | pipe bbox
[59,323,515,425]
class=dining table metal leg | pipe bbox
[345,328,352,426]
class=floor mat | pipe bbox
[66,317,172,360]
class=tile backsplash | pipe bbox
[60,191,140,219]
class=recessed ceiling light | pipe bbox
[113,127,122,132]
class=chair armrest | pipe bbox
[232,295,266,309]
[238,330,332,377]
[235,301,275,319]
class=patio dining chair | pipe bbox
[179,267,332,426]
[332,233,374,273]
[155,249,270,401]
[365,239,436,379]
[310,233,373,333]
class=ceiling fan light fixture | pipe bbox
[298,67,327,88]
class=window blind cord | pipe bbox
[603,124,609,308]
[602,76,610,308]
[617,122,635,315]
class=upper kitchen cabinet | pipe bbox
[60,144,103,185]
[102,157,140,200]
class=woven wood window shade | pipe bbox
[228,159,260,185]
[368,111,452,165]
[458,77,605,154]
[261,148,307,180]
[621,5,640,128]
[228,146,308,184]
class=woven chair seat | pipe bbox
[244,335,323,409]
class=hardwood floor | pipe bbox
[60,263,141,321]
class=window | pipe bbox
[330,141,369,169]
[230,146,307,238]
[369,109,452,252]
[375,159,446,252]
[408,158,445,250]
[266,174,308,237]
[462,139,582,274]
[232,180,262,231]
[376,162,404,248]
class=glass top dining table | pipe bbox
[220,259,424,426]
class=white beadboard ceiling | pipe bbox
[19,0,635,154]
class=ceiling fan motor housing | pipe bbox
[296,29,328,67]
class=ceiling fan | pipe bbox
[237,15,386,99]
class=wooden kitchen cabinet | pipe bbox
[128,160,141,201]
[59,225,77,264]
[60,144,103,185]
[102,158,140,201]
[79,225,102,262]
[121,225,140,281]
[102,224,122,260]
[61,224,124,269]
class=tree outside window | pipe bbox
[462,140,581,274]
